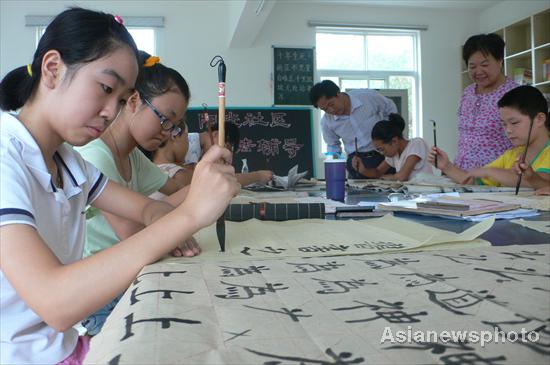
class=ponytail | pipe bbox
[0,66,37,111]
[136,50,190,102]
[371,113,406,143]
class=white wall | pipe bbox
[258,2,479,175]
[479,0,549,32]
[1,0,483,177]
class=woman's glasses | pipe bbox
[142,98,183,137]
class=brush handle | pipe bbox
[217,61,226,148]
[515,118,534,195]
[431,120,438,169]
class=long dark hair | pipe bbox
[0,7,139,111]
[371,113,406,143]
[136,51,190,102]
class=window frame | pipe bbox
[315,27,422,155]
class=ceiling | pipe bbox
[229,0,504,48]
[311,0,502,11]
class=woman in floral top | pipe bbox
[455,33,519,170]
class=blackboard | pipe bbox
[186,107,314,177]
[273,47,315,106]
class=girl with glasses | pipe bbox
[76,51,208,336]
[352,113,433,181]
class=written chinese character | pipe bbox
[313,278,378,294]
[121,313,200,341]
[132,270,187,285]
[357,257,419,270]
[237,138,257,153]
[215,281,288,299]
[239,246,287,256]
[219,265,269,277]
[287,261,345,273]
[299,244,349,253]
[433,253,487,265]
[333,300,427,324]
[482,313,550,355]
[354,241,405,250]
[439,353,506,365]
[242,112,268,127]
[391,272,458,287]
[269,112,291,128]
[426,288,504,315]
[282,138,304,158]
[256,138,281,157]
[243,304,312,322]
[500,250,546,261]
[130,287,193,305]
[473,266,550,283]
[245,347,364,365]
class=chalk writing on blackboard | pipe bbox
[186,108,314,176]
[273,47,315,106]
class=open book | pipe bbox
[244,165,309,191]
[271,165,309,189]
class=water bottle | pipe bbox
[241,159,249,174]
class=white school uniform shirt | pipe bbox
[321,89,397,155]
[384,137,434,180]
[0,112,108,364]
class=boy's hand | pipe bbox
[178,145,240,230]
[428,147,451,171]
[512,156,535,180]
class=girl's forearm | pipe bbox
[50,208,200,330]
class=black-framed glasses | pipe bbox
[142,98,183,137]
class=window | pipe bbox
[36,27,156,55]
[316,28,421,153]
[127,28,156,55]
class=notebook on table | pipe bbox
[378,197,521,217]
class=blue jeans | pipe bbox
[82,293,123,336]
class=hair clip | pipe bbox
[143,56,160,67]
[26,64,33,77]
[114,15,124,25]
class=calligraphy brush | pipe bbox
[430,120,437,168]
[211,55,227,252]
[515,118,535,195]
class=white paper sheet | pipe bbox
[162,215,495,263]
[85,244,550,365]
